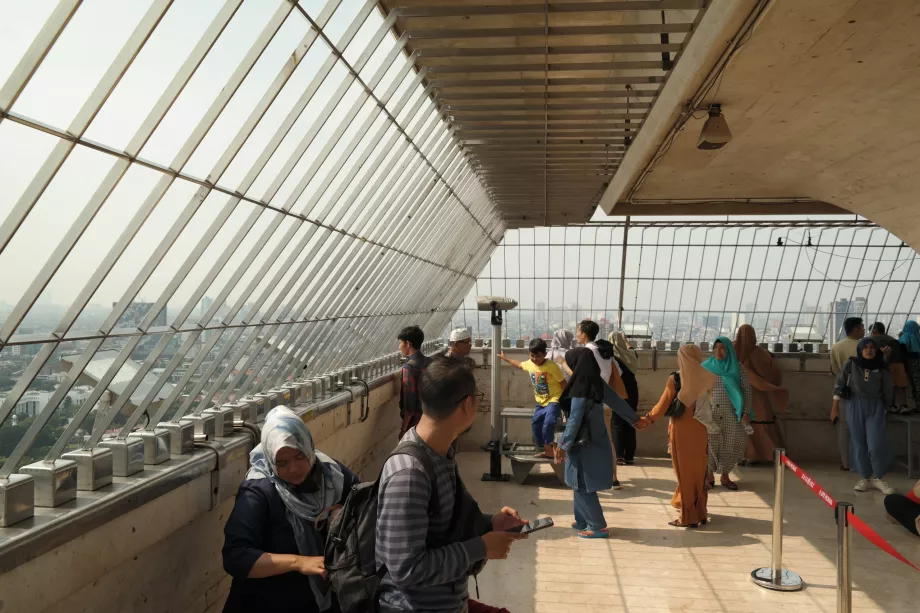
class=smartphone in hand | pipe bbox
[506,517,554,534]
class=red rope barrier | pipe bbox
[780,453,836,508]
[779,453,920,573]
[846,510,920,572]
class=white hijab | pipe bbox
[247,406,344,609]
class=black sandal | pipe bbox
[668,520,699,528]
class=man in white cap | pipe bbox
[446,327,475,369]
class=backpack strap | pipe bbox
[389,440,440,518]
[671,371,681,392]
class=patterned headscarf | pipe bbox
[247,406,345,609]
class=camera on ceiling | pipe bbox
[697,104,732,150]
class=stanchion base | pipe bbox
[481,473,511,482]
[751,567,804,591]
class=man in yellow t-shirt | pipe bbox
[499,339,567,458]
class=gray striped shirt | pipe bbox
[376,429,488,612]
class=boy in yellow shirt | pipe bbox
[499,339,567,458]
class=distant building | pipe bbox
[114,302,167,330]
[113,302,167,361]
[827,297,868,341]
[2,386,92,418]
[730,312,748,331]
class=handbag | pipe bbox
[839,364,852,399]
[573,404,592,447]
[665,372,686,418]
[692,390,720,434]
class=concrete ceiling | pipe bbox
[378,0,707,228]
[602,0,920,244]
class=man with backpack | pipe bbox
[398,325,431,438]
[377,357,527,612]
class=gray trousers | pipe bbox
[836,398,850,469]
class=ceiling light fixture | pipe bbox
[697,103,732,150]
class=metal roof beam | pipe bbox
[444,102,649,111]
[457,121,639,129]
[393,1,706,17]
[419,44,683,58]
[438,90,659,101]
[408,24,693,39]
[426,61,665,74]
[433,76,665,88]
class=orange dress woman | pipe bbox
[639,346,716,527]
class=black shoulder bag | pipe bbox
[665,372,686,418]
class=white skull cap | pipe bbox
[450,328,472,342]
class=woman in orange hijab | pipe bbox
[637,346,716,527]
[734,325,789,464]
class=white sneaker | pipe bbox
[872,479,895,495]
[854,479,870,492]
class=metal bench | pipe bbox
[499,407,566,485]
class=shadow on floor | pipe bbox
[459,452,920,612]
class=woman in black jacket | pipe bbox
[610,332,640,465]
[223,406,359,613]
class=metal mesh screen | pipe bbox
[450,218,920,347]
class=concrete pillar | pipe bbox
[788,342,799,352]
[641,341,653,349]
[515,338,525,348]
[656,341,666,350]
[670,341,681,350]
[699,342,710,352]
[501,338,511,348]
[773,343,784,353]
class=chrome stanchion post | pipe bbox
[836,501,853,613]
[752,448,804,590]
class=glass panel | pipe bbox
[14,0,155,129]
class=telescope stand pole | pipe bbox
[482,305,509,482]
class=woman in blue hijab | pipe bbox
[702,337,753,490]
[900,321,920,412]
[222,406,358,613]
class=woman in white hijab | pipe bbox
[223,406,358,613]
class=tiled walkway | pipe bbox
[460,453,920,613]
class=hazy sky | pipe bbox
[0,0,501,338]
[2,1,918,343]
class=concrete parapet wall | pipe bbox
[0,378,402,613]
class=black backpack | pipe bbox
[665,372,686,417]
[324,440,487,613]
